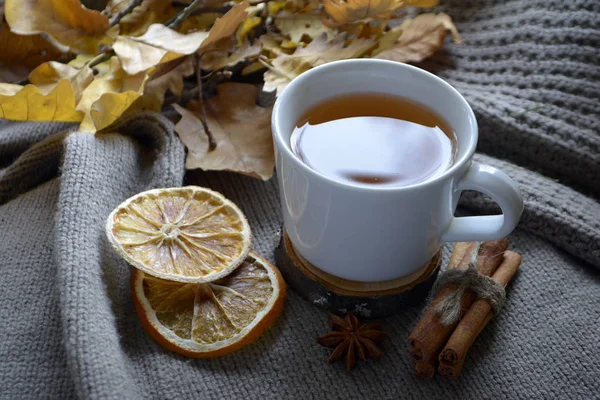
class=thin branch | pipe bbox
[190,5,233,16]
[166,0,205,29]
[195,54,217,151]
[187,0,268,16]
[91,0,202,70]
[88,52,112,68]
[109,0,143,26]
[163,71,232,105]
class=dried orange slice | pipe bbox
[132,252,287,358]
[106,186,251,283]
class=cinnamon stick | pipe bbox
[437,355,467,379]
[447,241,471,270]
[414,358,437,379]
[438,251,521,377]
[408,239,508,366]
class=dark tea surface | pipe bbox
[291,93,456,187]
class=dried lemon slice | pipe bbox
[132,252,287,358]
[106,186,251,283]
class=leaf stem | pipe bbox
[195,54,217,151]
[167,0,206,29]
[109,0,143,26]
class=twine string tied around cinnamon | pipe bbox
[431,260,506,326]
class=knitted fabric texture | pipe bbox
[1,0,599,398]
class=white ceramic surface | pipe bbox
[272,59,524,282]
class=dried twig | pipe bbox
[88,52,112,68]
[190,5,234,15]
[88,0,205,70]
[194,54,217,151]
[167,0,206,29]
[109,0,143,26]
[163,71,232,105]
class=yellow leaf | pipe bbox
[260,34,287,56]
[323,0,405,27]
[0,79,82,122]
[143,57,194,111]
[356,20,386,39]
[237,17,262,45]
[372,24,403,54]
[90,91,144,131]
[173,83,274,180]
[113,24,209,74]
[200,40,262,71]
[268,0,287,16]
[274,15,336,42]
[280,39,301,50]
[236,2,264,45]
[0,24,62,83]
[77,57,148,131]
[68,54,97,69]
[405,0,440,7]
[29,61,93,103]
[374,13,461,63]
[5,0,110,54]
[263,33,374,94]
[197,2,250,53]
[241,61,265,76]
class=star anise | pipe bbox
[316,312,387,371]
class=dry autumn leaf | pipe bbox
[274,15,336,42]
[0,0,460,176]
[263,33,374,94]
[113,24,210,74]
[237,16,262,45]
[197,2,250,54]
[173,83,274,180]
[29,61,94,104]
[105,0,178,36]
[0,79,82,122]
[143,57,195,111]
[374,13,461,63]
[200,40,262,71]
[236,3,264,45]
[405,0,440,7]
[0,24,63,83]
[179,13,221,35]
[5,0,110,54]
[323,0,405,27]
[77,57,148,131]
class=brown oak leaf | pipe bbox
[374,13,462,63]
[173,83,274,180]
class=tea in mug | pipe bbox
[290,93,456,187]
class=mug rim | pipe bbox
[272,59,478,192]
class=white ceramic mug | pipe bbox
[272,59,524,282]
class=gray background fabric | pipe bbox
[1,0,599,398]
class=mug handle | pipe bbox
[441,162,524,242]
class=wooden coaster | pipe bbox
[274,229,441,318]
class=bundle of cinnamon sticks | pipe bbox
[408,240,522,379]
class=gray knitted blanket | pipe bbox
[1,0,599,398]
